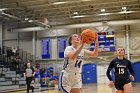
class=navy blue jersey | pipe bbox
[34,70,40,78]
[50,76,59,81]
[106,58,134,81]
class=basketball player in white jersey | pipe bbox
[59,34,99,93]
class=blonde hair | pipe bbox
[116,46,126,57]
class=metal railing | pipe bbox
[0,46,37,78]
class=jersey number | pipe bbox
[75,60,82,68]
[119,68,124,74]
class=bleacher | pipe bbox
[0,66,20,92]
[0,46,36,92]
[0,46,59,92]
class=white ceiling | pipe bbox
[0,0,140,28]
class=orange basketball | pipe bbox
[81,29,97,44]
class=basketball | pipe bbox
[81,29,97,44]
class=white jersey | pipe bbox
[59,46,86,93]
[63,46,85,73]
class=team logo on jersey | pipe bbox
[117,64,126,68]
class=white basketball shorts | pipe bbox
[58,71,82,93]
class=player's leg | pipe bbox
[26,77,30,93]
[58,72,71,93]
[123,83,132,93]
[114,80,124,93]
[70,73,82,93]
[116,90,124,93]
[70,88,81,93]
[29,77,34,92]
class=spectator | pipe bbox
[6,47,13,62]
[35,62,40,69]
[23,60,35,93]
[42,69,50,85]
[48,73,59,88]
[12,47,19,56]
[34,68,40,83]
[15,55,22,70]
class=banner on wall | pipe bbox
[42,38,51,59]
[57,37,67,58]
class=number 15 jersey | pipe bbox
[63,46,85,73]
[106,58,134,81]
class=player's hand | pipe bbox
[108,81,114,88]
[80,35,86,44]
[130,75,134,81]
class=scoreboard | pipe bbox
[90,31,115,52]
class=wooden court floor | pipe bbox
[9,84,140,93]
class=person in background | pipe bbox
[12,47,17,56]
[106,47,134,93]
[34,68,40,83]
[24,60,35,93]
[6,47,12,63]
[35,62,40,69]
[49,73,59,88]
[34,67,41,89]
[42,68,50,85]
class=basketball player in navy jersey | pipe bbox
[59,34,98,93]
[106,47,134,93]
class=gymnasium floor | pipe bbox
[8,84,140,93]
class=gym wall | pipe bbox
[1,24,140,62]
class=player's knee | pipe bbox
[123,83,132,93]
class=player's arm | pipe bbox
[84,34,99,58]
[106,60,114,81]
[66,42,84,60]
[106,60,114,88]
[128,61,134,81]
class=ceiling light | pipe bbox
[28,20,33,22]
[53,2,67,4]
[82,0,91,1]
[101,9,105,12]
[73,12,78,15]
[99,13,110,16]
[119,11,134,14]
[72,15,85,18]
[25,18,29,21]
[122,6,127,10]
